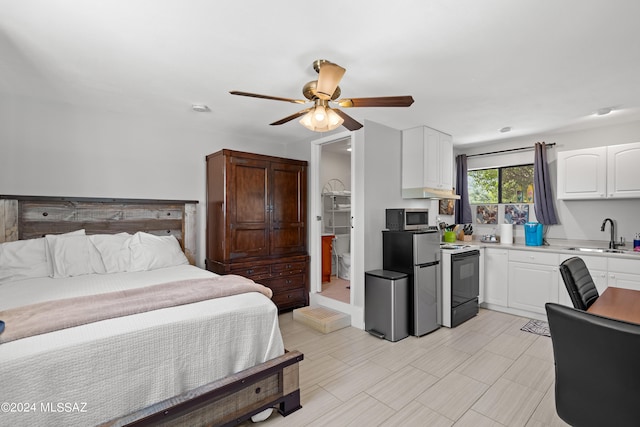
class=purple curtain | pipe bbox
[533,142,558,225]
[454,154,472,224]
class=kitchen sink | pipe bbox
[565,247,632,254]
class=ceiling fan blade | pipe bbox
[316,62,346,101]
[270,108,313,126]
[334,109,363,131]
[229,91,307,104]
[336,95,415,108]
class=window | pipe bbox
[468,164,534,204]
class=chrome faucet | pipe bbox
[601,218,622,249]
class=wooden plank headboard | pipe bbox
[0,195,198,265]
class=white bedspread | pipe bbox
[0,265,285,426]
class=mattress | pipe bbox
[0,265,285,426]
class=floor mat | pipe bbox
[521,319,551,337]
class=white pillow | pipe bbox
[89,233,132,273]
[0,238,50,284]
[129,232,189,272]
[45,230,106,278]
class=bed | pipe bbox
[0,195,303,427]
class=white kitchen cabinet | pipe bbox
[507,251,559,315]
[608,257,640,290]
[401,126,453,197]
[424,131,452,190]
[557,147,607,199]
[607,142,640,198]
[558,254,608,307]
[557,142,640,200]
[484,248,509,306]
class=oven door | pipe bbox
[451,250,480,307]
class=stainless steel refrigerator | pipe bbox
[383,230,441,336]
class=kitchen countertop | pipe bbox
[451,239,640,260]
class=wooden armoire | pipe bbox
[205,149,309,311]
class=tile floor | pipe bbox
[319,275,350,304]
[255,308,569,426]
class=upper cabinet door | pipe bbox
[401,126,425,189]
[438,133,453,190]
[402,126,454,196]
[607,142,640,198]
[270,161,307,256]
[556,147,607,199]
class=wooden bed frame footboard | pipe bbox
[99,350,304,427]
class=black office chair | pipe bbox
[559,257,599,310]
[546,303,640,427]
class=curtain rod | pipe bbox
[466,142,556,158]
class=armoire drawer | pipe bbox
[263,274,305,292]
[271,261,306,275]
[272,289,307,309]
[229,265,270,279]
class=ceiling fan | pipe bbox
[230,59,414,132]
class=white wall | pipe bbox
[320,150,351,192]
[456,120,640,245]
[0,93,295,266]
[362,120,435,269]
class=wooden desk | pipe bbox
[587,287,640,324]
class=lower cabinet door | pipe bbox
[484,249,509,307]
[508,262,559,314]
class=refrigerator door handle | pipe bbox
[417,261,439,268]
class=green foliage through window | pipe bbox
[468,165,534,204]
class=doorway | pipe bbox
[319,139,351,304]
[309,131,355,315]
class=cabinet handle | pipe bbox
[247,269,254,274]
[286,279,292,284]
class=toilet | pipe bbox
[333,234,351,280]
[338,252,351,280]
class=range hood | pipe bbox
[402,187,461,200]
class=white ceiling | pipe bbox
[3,1,640,147]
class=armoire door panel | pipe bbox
[270,162,306,255]
[231,162,268,224]
[270,228,306,255]
[271,164,304,223]
[227,157,270,259]
[230,228,269,259]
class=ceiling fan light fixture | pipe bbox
[299,105,343,132]
[314,105,327,122]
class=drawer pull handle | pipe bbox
[42,212,48,217]
[247,269,254,274]
[286,280,292,284]
[255,387,261,394]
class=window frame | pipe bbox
[468,163,534,205]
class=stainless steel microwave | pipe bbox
[385,208,430,231]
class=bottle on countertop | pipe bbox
[634,233,640,251]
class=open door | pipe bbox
[309,132,356,316]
